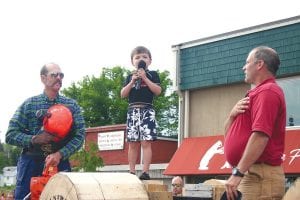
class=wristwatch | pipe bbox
[232,167,244,177]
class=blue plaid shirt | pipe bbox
[6,93,85,160]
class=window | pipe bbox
[277,76,300,127]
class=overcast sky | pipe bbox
[0,0,299,142]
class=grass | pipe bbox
[0,185,15,196]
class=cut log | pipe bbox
[40,172,149,200]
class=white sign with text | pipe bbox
[98,131,124,151]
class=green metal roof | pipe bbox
[176,16,300,90]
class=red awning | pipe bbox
[164,129,300,175]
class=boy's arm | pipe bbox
[139,70,161,96]
[121,81,134,98]
[121,72,138,98]
[143,77,161,96]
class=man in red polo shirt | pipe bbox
[224,46,286,200]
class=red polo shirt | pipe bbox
[224,78,286,166]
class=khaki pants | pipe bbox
[238,163,285,200]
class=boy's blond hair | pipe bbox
[130,46,152,61]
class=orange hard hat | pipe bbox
[43,104,73,142]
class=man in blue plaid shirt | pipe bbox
[5,63,85,200]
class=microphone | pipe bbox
[135,60,146,89]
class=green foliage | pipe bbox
[155,70,179,137]
[62,66,178,137]
[0,143,21,171]
[63,66,129,127]
[6,145,22,166]
[70,142,104,172]
[0,152,6,171]
[0,185,15,197]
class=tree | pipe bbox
[0,144,21,171]
[154,70,178,137]
[70,142,104,172]
[63,66,128,127]
[62,66,178,137]
[0,152,6,171]
[8,146,22,166]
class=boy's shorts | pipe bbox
[126,107,157,142]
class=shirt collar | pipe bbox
[246,77,276,97]
[255,77,276,88]
[42,92,60,104]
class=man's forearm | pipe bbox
[237,131,269,173]
[6,126,32,148]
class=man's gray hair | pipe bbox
[252,46,280,76]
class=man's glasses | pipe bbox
[49,72,64,79]
[172,184,182,188]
